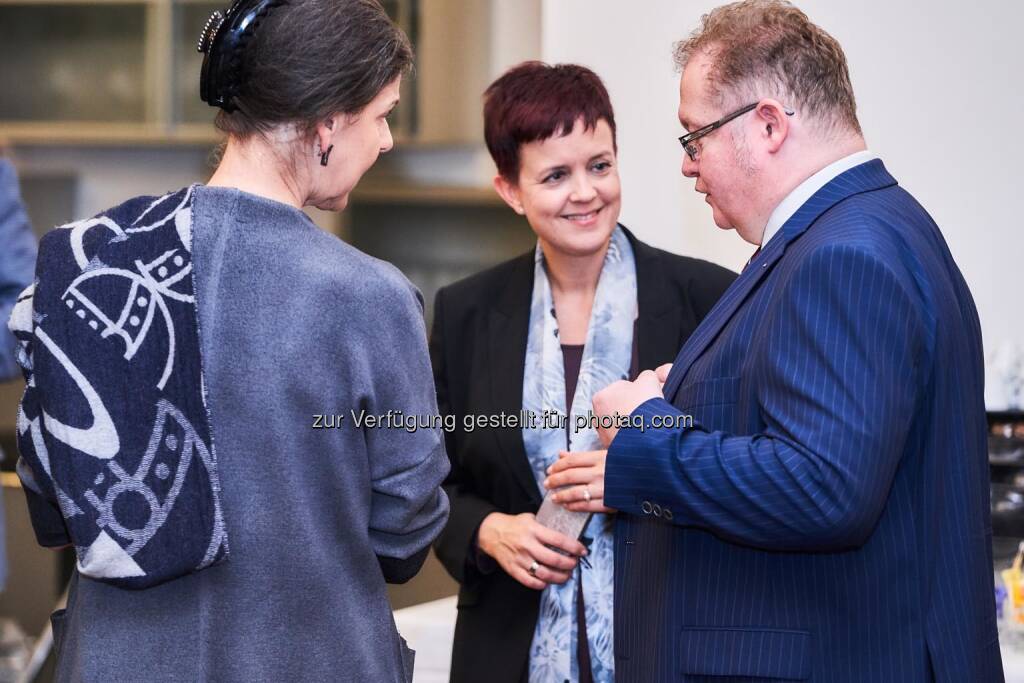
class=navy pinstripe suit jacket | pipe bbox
[604,160,1003,682]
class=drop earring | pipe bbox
[319,144,334,167]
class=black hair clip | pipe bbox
[198,0,286,112]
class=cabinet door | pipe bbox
[0,5,148,122]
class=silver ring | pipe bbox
[528,560,539,577]
[582,486,592,503]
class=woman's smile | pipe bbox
[562,205,604,226]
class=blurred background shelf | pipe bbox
[0,122,214,146]
[0,0,508,147]
[352,183,504,207]
[0,0,414,139]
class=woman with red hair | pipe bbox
[430,62,735,683]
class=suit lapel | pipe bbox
[662,159,898,400]
[488,253,543,504]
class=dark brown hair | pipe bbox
[214,0,413,139]
[483,62,617,183]
[674,0,861,136]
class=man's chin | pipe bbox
[711,211,735,231]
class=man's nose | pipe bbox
[681,153,699,178]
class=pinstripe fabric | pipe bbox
[604,160,1002,682]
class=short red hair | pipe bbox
[483,62,617,183]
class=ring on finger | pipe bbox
[582,485,592,502]
[528,560,539,577]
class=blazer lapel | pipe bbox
[628,229,684,371]
[488,253,544,505]
[662,159,898,400]
[487,228,681,503]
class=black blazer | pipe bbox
[429,228,735,683]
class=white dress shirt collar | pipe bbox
[759,150,877,248]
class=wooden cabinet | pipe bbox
[0,4,148,124]
[0,0,422,145]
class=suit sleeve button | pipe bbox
[664,508,673,521]
[640,501,653,514]
[652,503,663,517]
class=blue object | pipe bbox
[0,158,37,593]
[0,160,36,381]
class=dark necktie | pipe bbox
[744,246,762,272]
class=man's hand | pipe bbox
[546,366,673,511]
[655,363,672,385]
[592,369,662,446]
[545,450,614,513]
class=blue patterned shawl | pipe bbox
[522,225,637,682]
[9,186,229,589]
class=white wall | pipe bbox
[541,0,1024,365]
[490,0,542,80]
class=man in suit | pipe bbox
[544,1,1003,680]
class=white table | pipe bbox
[394,596,457,683]
[394,595,1024,682]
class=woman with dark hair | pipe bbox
[431,62,735,683]
[8,1,447,680]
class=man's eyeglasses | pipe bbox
[678,102,793,162]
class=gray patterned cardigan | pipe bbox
[17,185,449,682]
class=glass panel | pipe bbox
[0,5,147,122]
[175,2,221,125]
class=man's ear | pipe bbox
[493,174,525,215]
[755,99,792,154]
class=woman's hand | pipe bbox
[476,512,587,590]
[544,450,614,513]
